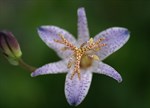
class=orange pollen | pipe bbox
[54,34,106,80]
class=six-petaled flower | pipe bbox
[31,7,130,106]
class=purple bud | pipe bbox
[0,31,22,65]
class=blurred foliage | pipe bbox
[0,0,150,108]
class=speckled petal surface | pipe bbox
[94,27,130,60]
[65,71,92,106]
[37,26,76,59]
[77,7,90,45]
[31,60,68,77]
[92,61,122,83]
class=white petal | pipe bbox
[37,26,76,59]
[77,7,90,45]
[31,60,68,77]
[94,27,130,60]
[92,62,122,83]
[65,70,92,106]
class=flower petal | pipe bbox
[77,7,90,45]
[65,70,92,106]
[31,60,68,77]
[94,27,130,60]
[37,26,76,59]
[92,62,122,83]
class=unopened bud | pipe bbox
[0,31,22,65]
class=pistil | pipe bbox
[54,34,106,80]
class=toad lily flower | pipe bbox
[31,7,130,106]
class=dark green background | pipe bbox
[0,0,150,108]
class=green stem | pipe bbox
[18,59,36,72]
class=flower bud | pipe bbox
[0,31,22,65]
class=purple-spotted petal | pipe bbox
[94,27,130,60]
[31,60,68,77]
[92,62,122,83]
[77,7,90,45]
[65,71,92,106]
[38,26,76,59]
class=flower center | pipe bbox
[54,34,106,80]
[80,55,93,69]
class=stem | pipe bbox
[18,59,36,72]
